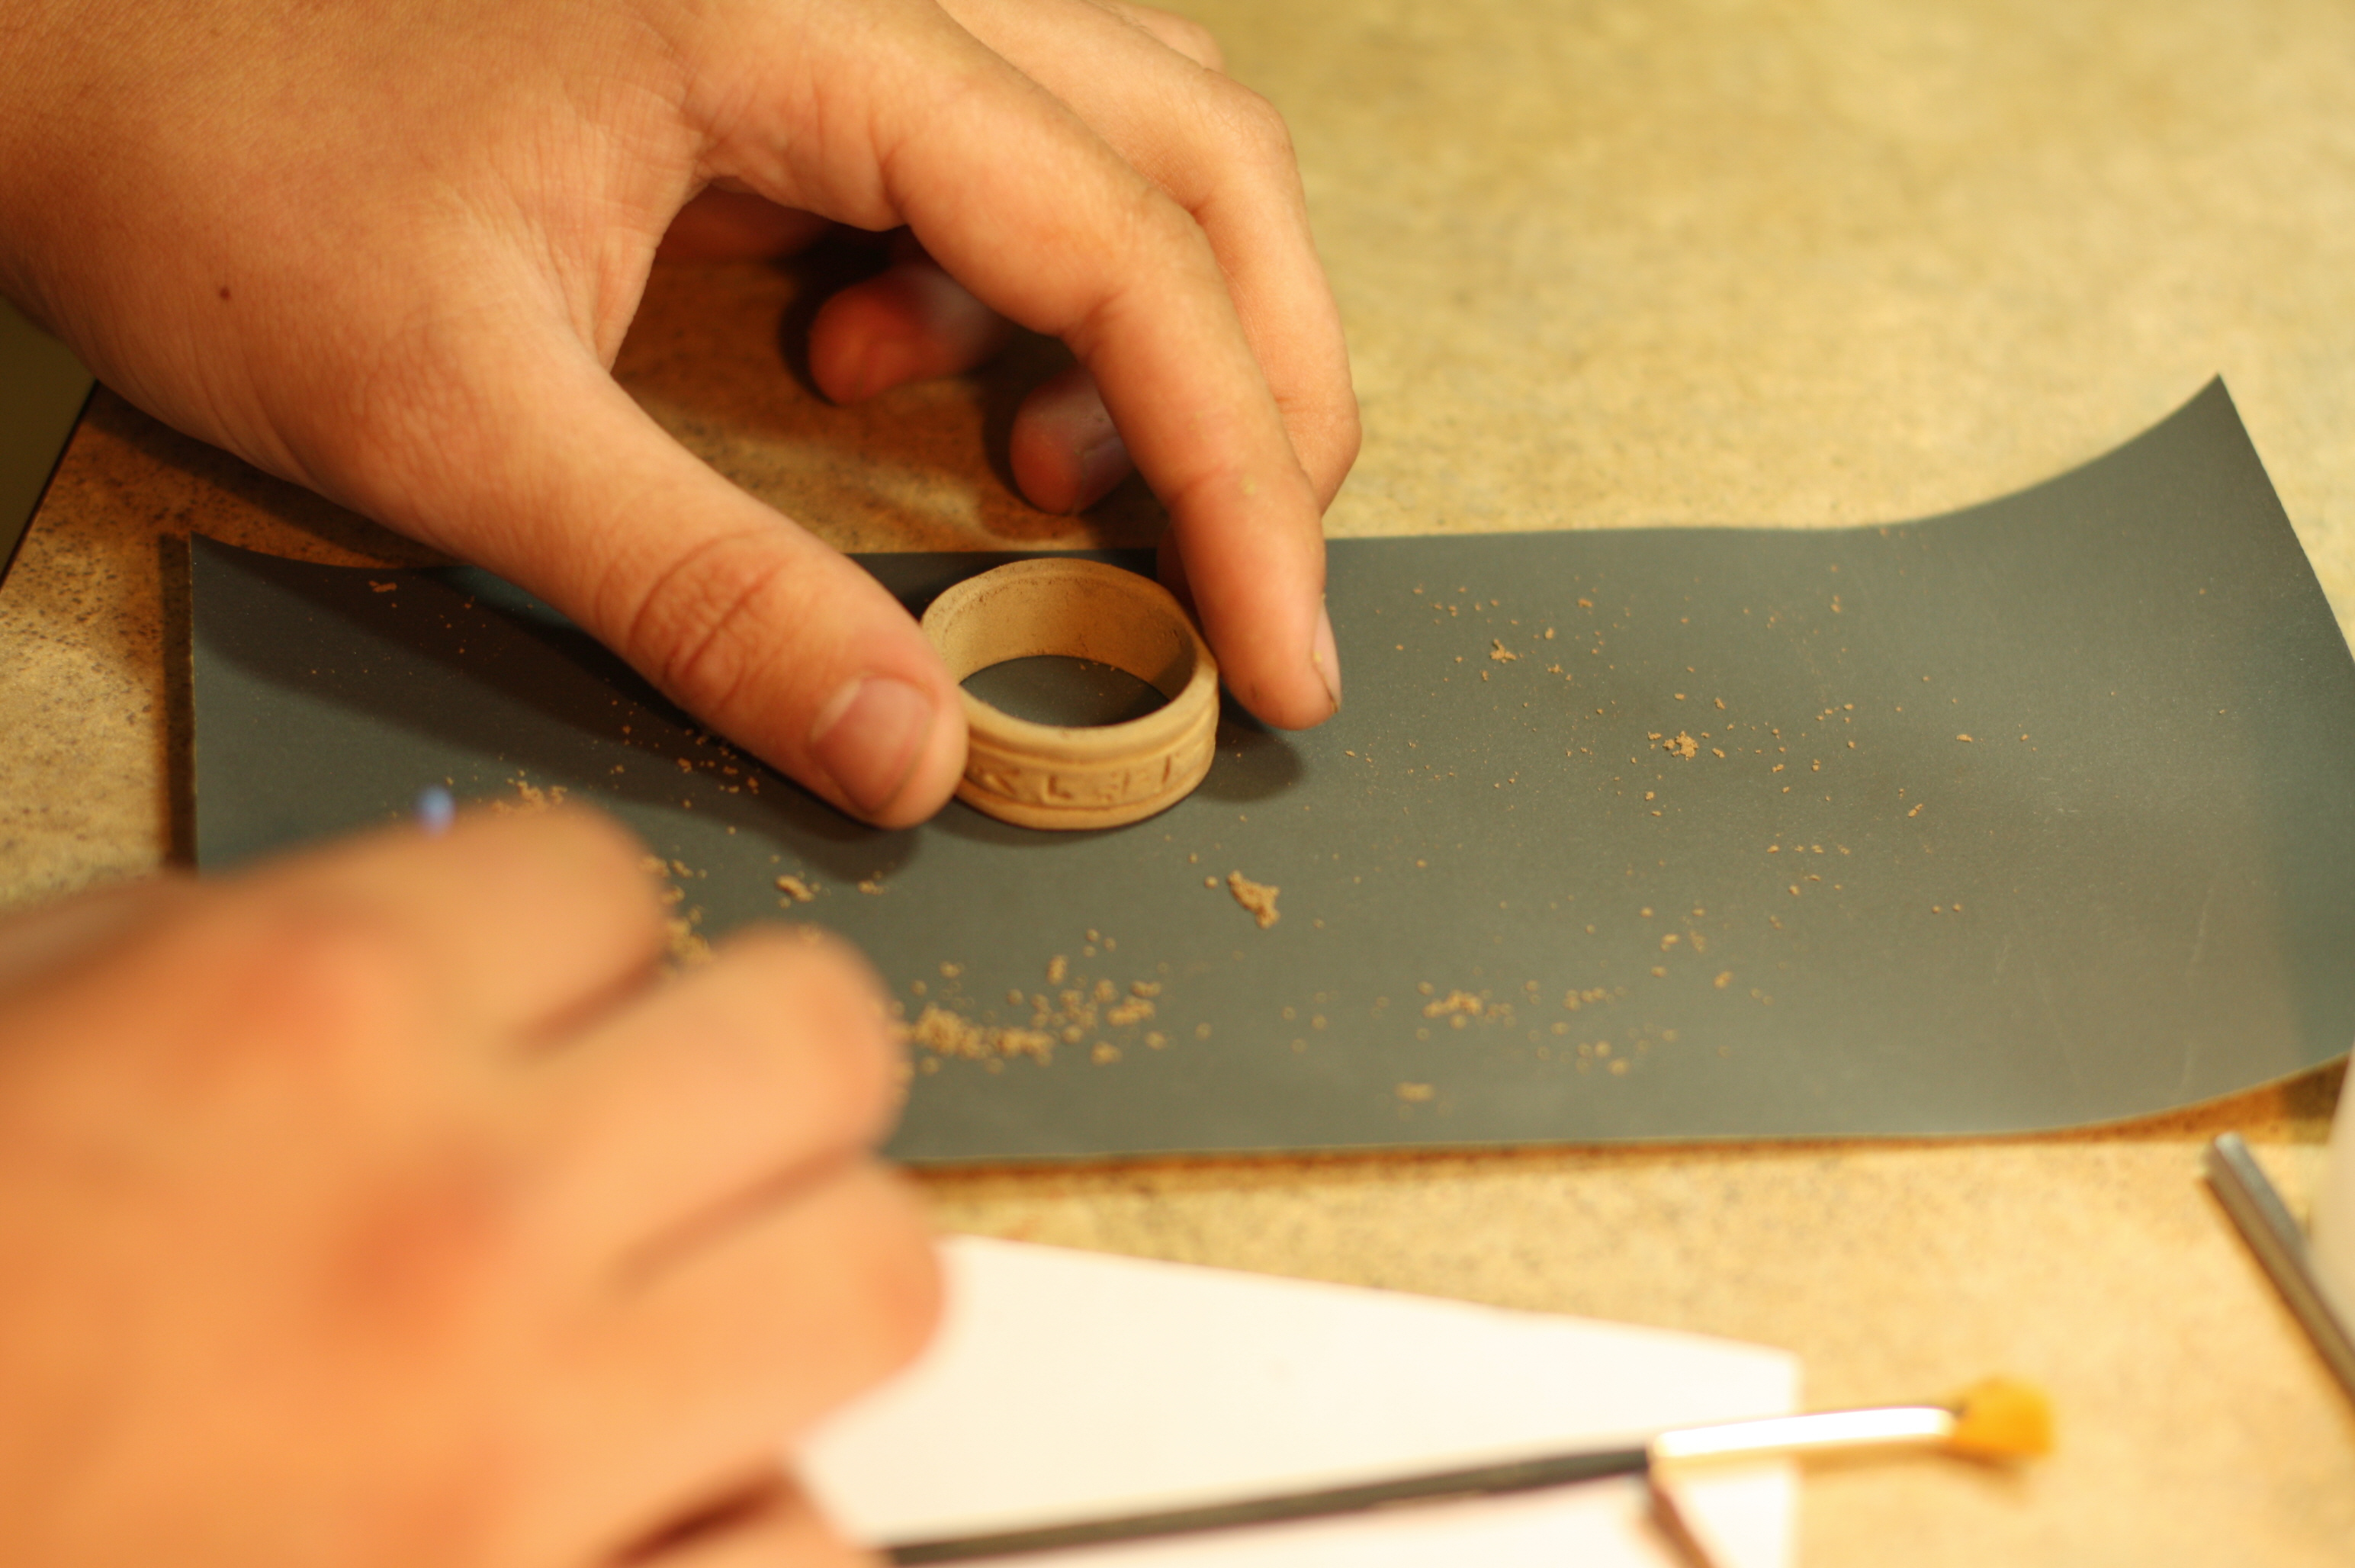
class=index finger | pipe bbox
[708,5,1340,730]
[239,806,667,1043]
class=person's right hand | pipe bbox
[0,809,935,1567]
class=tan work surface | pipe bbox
[3,1,2351,1560]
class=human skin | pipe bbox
[0,0,1359,828]
[0,6,1352,1556]
[0,810,936,1566]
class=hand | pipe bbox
[0,811,936,1566]
[0,0,1358,827]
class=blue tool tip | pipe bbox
[416,785,456,837]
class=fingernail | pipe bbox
[840,338,917,404]
[1070,429,1132,512]
[810,676,935,818]
[847,342,896,403]
[847,349,882,403]
[1310,601,1341,714]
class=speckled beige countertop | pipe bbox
[3,1,2351,1561]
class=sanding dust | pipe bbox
[900,933,1181,1071]
[1396,1082,1436,1103]
[638,853,712,969]
[665,917,712,968]
[1663,732,1698,760]
[1422,989,1483,1019]
[493,776,567,813]
[775,874,816,904]
[904,1004,1056,1065]
[1488,639,1518,664]
[1227,870,1281,927]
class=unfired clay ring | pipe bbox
[920,558,1219,830]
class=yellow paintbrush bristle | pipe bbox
[1943,1377,2055,1460]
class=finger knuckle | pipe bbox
[1319,395,1365,490]
[206,895,434,1072]
[1154,13,1226,72]
[1201,79,1297,175]
[470,806,665,930]
[726,927,901,1131]
[612,528,795,724]
[323,1137,538,1348]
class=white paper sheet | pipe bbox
[801,1237,1799,1568]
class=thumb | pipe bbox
[329,323,968,828]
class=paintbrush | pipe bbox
[882,1377,2052,1564]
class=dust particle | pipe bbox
[904,1004,1055,1065]
[1488,639,1518,664]
[493,777,567,815]
[665,917,713,969]
[1227,870,1281,928]
[1422,989,1483,1019]
[1663,732,1698,760]
[1396,1082,1437,1103]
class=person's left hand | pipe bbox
[0,0,1359,828]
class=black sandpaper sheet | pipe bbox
[0,295,95,587]
[191,382,2355,1160]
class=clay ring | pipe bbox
[920,557,1219,830]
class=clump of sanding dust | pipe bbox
[1422,989,1483,1020]
[492,775,568,813]
[1487,639,1518,664]
[904,1004,1056,1065]
[774,874,816,904]
[638,853,713,969]
[893,931,1179,1071]
[1227,870,1281,927]
[1663,732,1698,760]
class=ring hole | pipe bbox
[962,654,1171,728]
